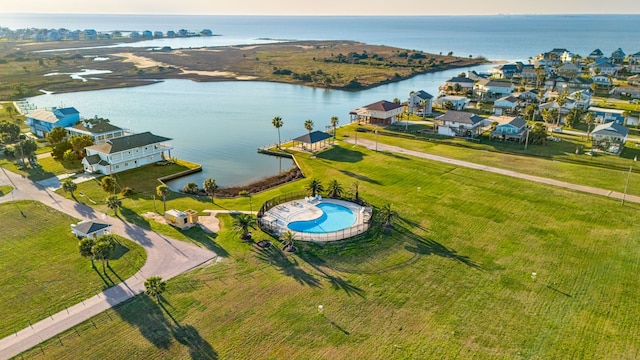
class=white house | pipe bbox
[474,79,514,99]
[591,122,629,155]
[592,74,612,87]
[82,131,172,175]
[353,100,404,125]
[441,77,475,93]
[489,116,528,142]
[588,49,604,60]
[629,52,640,74]
[71,221,112,238]
[436,110,486,138]
[408,90,434,115]
[589,61,617,76]
[66,118,129,144]
[437,95,469,111]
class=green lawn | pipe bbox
[0,200,147,339]
[0,185,13,196]
[19,144,640,359]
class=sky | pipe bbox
[2,0,640,16]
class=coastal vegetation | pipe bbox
[0,200,146,339]
[19,139,640,359]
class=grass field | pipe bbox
[18,142,640,359]
[0,201,147,339]
[0,185,12,196]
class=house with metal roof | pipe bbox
[408,90,434,115]
[611,48,626,64]
[351,100,403,125]
[588,49,604,60]
[493,96,520,115]
[591,122,629,155]
[25,107,80,137]
[489,116,528,142]
[82,131,172,175]
[587,106,626,125]
[436,110,486,138]
[474,79,514,99]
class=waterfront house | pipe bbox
[489,116,528,142]
[441,77,475,94]
[588,49,604,60]
[82,131,172,175]
[587,106,626,125]
[26,107,80,138]
[611,48,626,64]
[493,96,520,115]
[629,52,640,74]
[437,95,469,111]
[354,100,404,125]
[82,29,97,40]
[153,31,163,38]
[474,79,514,99]
[590,122,628,155]
[436,110,485,138]
[66,118,129,144]
[71,221,112,238]
[489,63,520,79]
[408,90,434,115]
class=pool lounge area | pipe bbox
[258,197,372,242]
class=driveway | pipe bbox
[0,168,216,359]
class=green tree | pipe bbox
[5,105,14,119]
[585,112,595,136]
[524,104,538,121]
[92,236,116,273]
[18,138,37,165]
[376,203,398,230]
[101,176,117,194]
[529,122,547,145]
[52,140,72,159]
[565,108,584,128]
[0,121,20,140]
[304,119,314,134]
[305,178,324,197]
[68,134,94,159]
[326,179,344,198]
[443,100,454,110]
[203,178,218,203]
[144,276,166,303]
[232,213,257,240]
[280,230,296,251]
[183,182,198,194]
[106,194,121,215]
[156,184,169,212]
[46,126,67,145]
[453,83,462,94]
[78,237,96,268]
[62,179,77,199]
[271,116,283,149]
[330,116,339,141]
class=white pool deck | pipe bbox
[261,197,369,241]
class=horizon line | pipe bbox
[2,12,640,17]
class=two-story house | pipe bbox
[25,107,80,138]
[474,79,514,99]
[591,122,628,155]
[628,51,640,74]
[82,131,172,175]
[408,90,434,115]
[587,106,626,125]
[436,110,486,138]
[351,100,404,125]
[489,116,528,142]
[66,118,129,144]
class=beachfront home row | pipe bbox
[82,131,173,175]
[350,100,403,125]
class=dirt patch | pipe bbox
[114,53,170,68]
[143,212,167,224]
[198,213,220,233]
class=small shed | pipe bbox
[164,209,198,229]
[292,131,332,151]
[71,221,112,238]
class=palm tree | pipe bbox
[524,103,538,121]
[144,276,166,303]
[305,178,324,197]
[156,184,169,212]
[326,179,344,199]
[183,182,198,194]
[304,119,314,134]
[5,105,14,119]
[203,178,218,203]
[585,112,595,139]
[280,230,296,251]
[78,237,96,268]
[330,116,339,142]
[232,213,257,240]
[106,195,121,216]
[92,236,116,273]
[351,181,360,200]
[376,203,398,230]
[101,176,116,194]
[62,179,77,199]
[272,116,284,149]
[420,99,428,118]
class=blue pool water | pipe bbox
[288,203,356,233]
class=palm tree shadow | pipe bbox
[404,236,481,269]
[92,266,114,288]
[172,324,218,360]
[255,246,321,287]
[181,227,229,258]
[296,251,365,297]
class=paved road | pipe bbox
[344,138,640,204]
[0,168,217,359]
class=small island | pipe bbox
[0,38,485,98]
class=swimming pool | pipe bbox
[288,203,356,233]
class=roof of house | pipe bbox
[293,130,332,144]
[447,77,475,84]
[413,90,434,100]
[611,48,626,58]
[85,154,101,165]
[501,116,527,129]
[590,61,616,69]
[74,221,111,235]
[496,96,519,104]
[436,110,485,125]
[55,107,79,116]
[363,100,403,112]
[588,106,625,114]
[85,131,171,154]
[68,119,123,134]
[478,79,514,88]
[558,63,580,71]
[591,122,629,137]
[570,77,593,85]
[439,95,469,102]
[26,109,59,123]
[590,49,603,56]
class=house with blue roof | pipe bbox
[588,106,626,125]
[25,107,80,137]
[408,90,434,115]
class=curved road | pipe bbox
[345,138,640,204]
[0,168,216,359]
